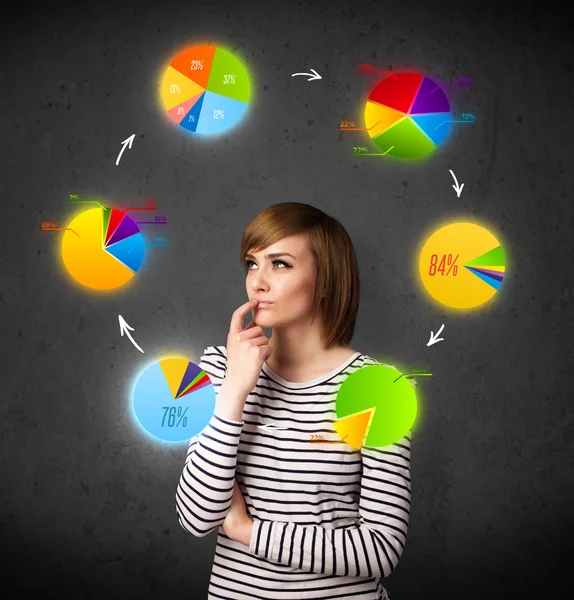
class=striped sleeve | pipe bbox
[248,433,412,578]
[175,345,244,537]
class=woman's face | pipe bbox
[244,233,320,328]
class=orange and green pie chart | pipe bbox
[160,45,250,134]
[418,222,506,309]
[334,365,417,449]
[364,71,451,158]
[61,207,144,290]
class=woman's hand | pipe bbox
[225,299,273,399]
[222,478,253,546]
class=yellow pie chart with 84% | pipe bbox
[418,222,506,309]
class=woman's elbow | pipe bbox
[176,504,223,538]
[177,513,220,537]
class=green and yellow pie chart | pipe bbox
[334,365,417,448]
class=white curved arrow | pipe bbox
[118,314,144,353]
[449,169,464,197]
[427,323,445,347]
[258,423,289,432]
[291,68,322,81]
[116,134,135,166]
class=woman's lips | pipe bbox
[257,302,273,308]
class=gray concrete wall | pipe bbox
[1,0,573,597]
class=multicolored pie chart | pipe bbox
[160,45,250,134]
[61,207,144,290]
[364,71,451,158]
[334,365,417,448]
[418,222,506,309]
[132,358,216,442]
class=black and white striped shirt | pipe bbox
[176,345,412,599]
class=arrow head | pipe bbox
[122,133,136,148]
[427,324,445,346]
[449,170,464,197]
[452,182,464,197]
[118,314,134,334]
[258,423,288,431]
[427,335,445,346]
[309,68,322,81]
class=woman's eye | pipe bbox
[246,260,289,269]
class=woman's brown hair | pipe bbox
[240,202,360,349]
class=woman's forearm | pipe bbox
[214,379,249,422]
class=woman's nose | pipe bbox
[250,269,269,288]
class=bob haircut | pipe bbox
[240,202,360,350]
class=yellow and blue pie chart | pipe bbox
[132,358,215,442]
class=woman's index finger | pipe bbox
[229,300,257,333]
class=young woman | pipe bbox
[176,202,411,599]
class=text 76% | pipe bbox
[161,406,188,428]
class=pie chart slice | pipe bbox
[205,47,250,103]
[168,92,204,124]
[463,246,505,290]
[103,207,111,243]
[106,212,140,247]
[105,233,144,272]
[104,208,125,246]
[368,72,423,113]
[411,113,451,146]
[176,361,211,398]
[334,408,375,449]
[372,117,436,159]
[466,267,504,281]
[61,207,144,290]
[194,90,247,134]
[180,92,205,132]
[169,46,216,89]
[335,365,417,448]
[161,66,205,111]
[160,358,189,398]
[410,76,450,114]
[161,45,250,135]
[364,101,406,139]
[464,245,504,268]
[465,267,504,290]
[419,222,506,308]
[133,358,216,442]
[179,376,213,398]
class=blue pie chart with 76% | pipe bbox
[132,358,215,442]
